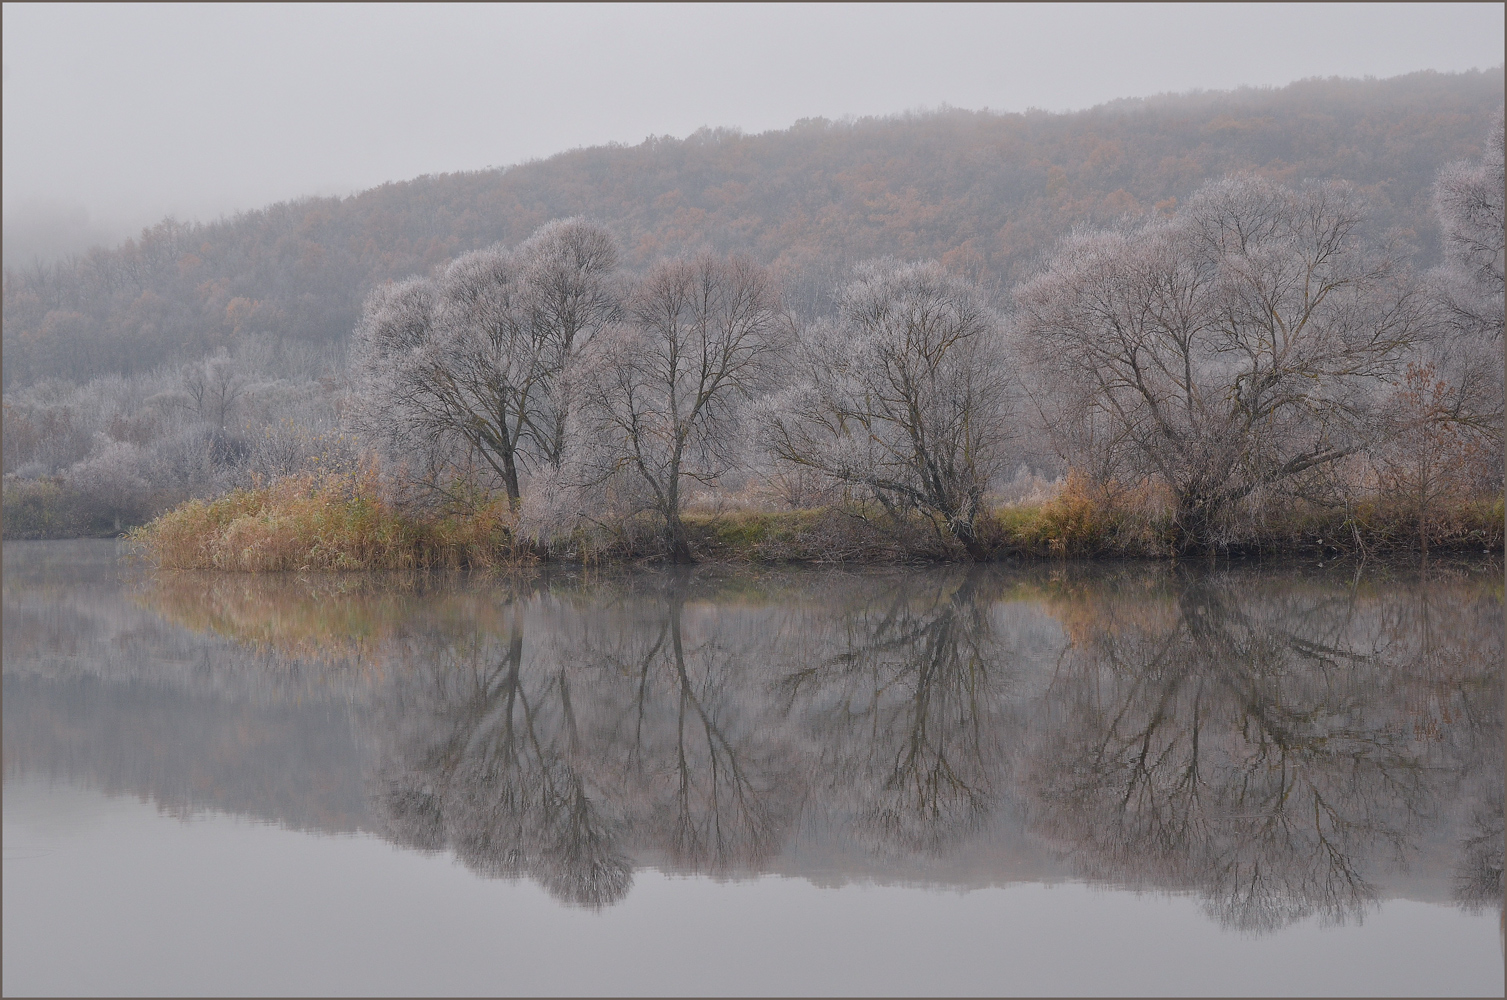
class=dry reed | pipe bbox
[129,464,525,571]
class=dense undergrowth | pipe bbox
[121,470,1504,570]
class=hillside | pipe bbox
[3,68,1502,387]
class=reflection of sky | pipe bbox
[4,778,1500,997]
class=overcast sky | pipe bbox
[3,2,1503,252]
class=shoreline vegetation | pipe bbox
[116,467,1504,571]
[6,90,1501,564]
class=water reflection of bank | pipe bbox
[3,541,1500,927]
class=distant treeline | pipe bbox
[4,69,1502,387]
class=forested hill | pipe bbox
[4,68,1502,387]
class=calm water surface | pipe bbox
[3,540,1502,997]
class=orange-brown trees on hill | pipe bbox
[4,70,1501,386]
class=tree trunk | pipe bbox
[663,511,694,564]
[662,449,693,562]
[1173,491,1222,555]
[501,448,521,510]
[948,514,989,561]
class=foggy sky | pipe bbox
[3,2,1503,262]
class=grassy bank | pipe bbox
[687,497,1504,562]
[125,470,1505,570]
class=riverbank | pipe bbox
[112,471,1505,570]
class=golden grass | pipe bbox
[990,472,1132,556]
[992,476,1504,559]
[129,466,527,571]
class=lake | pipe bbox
[3,539,1502,997]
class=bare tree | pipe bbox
[766,260,1013,558]
[1373,360,1498,554]
[1015,175,1424,551]
[576,255,787,561]
[346,273,489,500]
[346,220,620,508]
[171,353,246,432]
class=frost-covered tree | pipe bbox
[346,220,620,507]
[1425,111,1504,442]
[766,260,1014,558]
[1015,175,1424,551]
[517,218,622,466]
[576,255,786,561]
[1433,111,1505,343]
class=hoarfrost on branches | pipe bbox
[767,259,1014,558]
[1014,174,1425,550]
[345,220,621,508]
[575,255,787,561]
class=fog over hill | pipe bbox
[4,68,1501,387]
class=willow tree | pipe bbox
[1015,175,1425,551]
[766,260,1014,558]
[346,219,619,507]
[1426,111,1504,442]
[575,255,787,562]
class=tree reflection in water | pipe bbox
[577,571,804,873]
[367,571,803,905]
[779,569,1014,857]
[116,560,1501,924]
[1456,794,1505,916]
[1021,568,1502,931]
[371,594,633,909]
